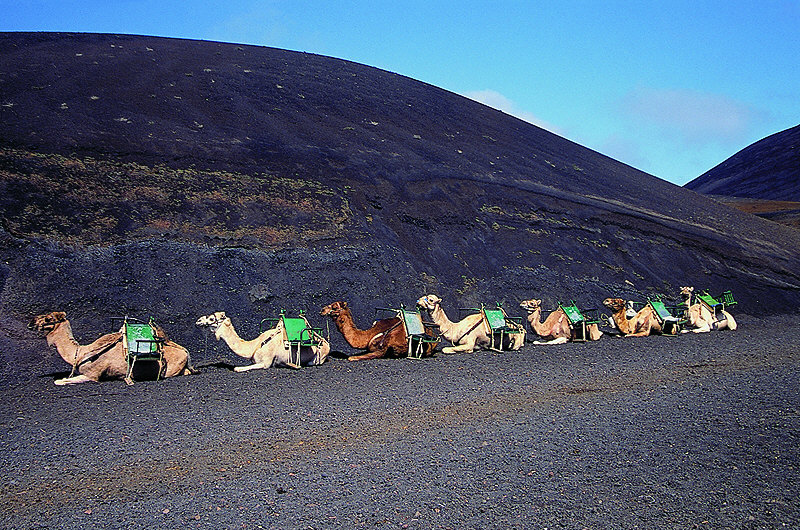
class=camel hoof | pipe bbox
[287,363,301,370]
[124,377,135,386]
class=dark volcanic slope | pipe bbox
[685,124,800,201]
[1,33,800,384]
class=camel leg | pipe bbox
[55,374,95,385]
[275,358,301,370]
[686,322,712,333]
[533,336,569,345]
[442,336,478,354]
[234,362,268,372]
[347,348,387,361]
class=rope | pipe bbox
[454,317,484,346]
[68,344,80,378]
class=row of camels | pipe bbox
[29,286,736,385]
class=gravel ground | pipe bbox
[1,314,798,529]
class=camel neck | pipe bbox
[47,321,82,365]
[527,308,548,336]
[333,310,374,349]
[429,305,456,337]
[611,309,632,334]
[215,322,259,359]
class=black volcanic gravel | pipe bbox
[1,314,798,529]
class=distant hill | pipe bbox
[685,124,800,201]
[684,124,800,227]
[1,33,800,380]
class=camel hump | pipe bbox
[97,332,123,348]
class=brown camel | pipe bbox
[602,298,662,337]
[29,311,193,385]
[320,301,436,361]
[519,299,604,344]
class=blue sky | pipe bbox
[3,1,799,185]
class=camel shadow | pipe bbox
[195,361,237,371]
[39,370,72,380]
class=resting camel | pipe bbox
[602,298,662,337]
[518,299,603,344]
[320,301,436,361]
[195,312,329,370]
[416,294,524,353]
[29,311,193,385]
[679,287,737,333]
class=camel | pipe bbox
[320,301,437,361]
[679,287,737,333]
[416,294,524,353]
[518,299,603,344]
[195,312,329,370]
[29,311,193,385]
[602,298,663,337]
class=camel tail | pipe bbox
[183,345,198,375]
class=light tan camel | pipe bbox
[416,294,524,353]
[29,311,192,385]
[195,312,329,370]
[320,301,436,361]
[602,298,662,337]
[679,287,737,333]
[518,299,603,344]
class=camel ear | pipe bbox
[342,301,348,308]
[219,312,226,319]
[54,312,66,322]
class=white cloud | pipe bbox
[463,89,565,135]
[622,87,760,144]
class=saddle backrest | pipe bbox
[483,307,508,331]
[559,302,585,325]
[125,322,159,356]
[697,292,722,312]
[282,315,313,344]
[649,299,676,322]
[401,309,426,336]
[719,290,737,308]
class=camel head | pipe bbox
[416,294,442,312]
[518,299,542,313]
[195,312,228,332]
[602,298,627,312]
[28,312,67,334]
[680,286,695,302]
[320,301,348,318]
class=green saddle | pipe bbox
[125,322,160,357]
[649,300,678,323]
[483,308,510,331]
[282,315,317,345]
[559,303,585,325]
[402,309,426,336]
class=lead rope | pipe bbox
[68,344,80,378]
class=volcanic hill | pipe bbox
[1,32,800,379]
[684,124,800,228]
